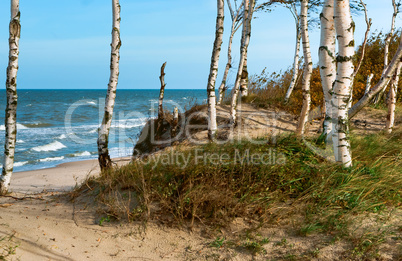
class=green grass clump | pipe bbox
[81,127,401,235]
[0,233,18,260]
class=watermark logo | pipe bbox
[64,98,287,166]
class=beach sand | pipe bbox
[1,157,214,261]
[10,157,131,194]
[0,105,398,260]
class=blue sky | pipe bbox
[0,0,397,90]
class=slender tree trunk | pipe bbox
[240,51,249,97]
[386,61,402,133]
[349,38,402,118]
[384,0,398,72]
[364,73,374,95]
[230,0,254,125]
[318,0,336,140]
[217,0,242,105]
[332,0,355,167]
[158,62,167,120]
[171,107,179,140]
[239,1,256,98]
[1,0,20,193]
[353,0,371,78]
[285,17,301,102]
[217,24,236,105]
[97,0,121,171]
[374,0,398,104]
[207,0,224,140]
[296,0,312,136]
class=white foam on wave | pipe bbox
[73,151,91,157]
[57,134,67,139]
[113,118,148,129]
[0,123,29,131]
[17,140,25,143]
[32,141,67,152]
[114,123,145,129]
[86,101,97,106]
[39,156,65,162]
[88,129,97,134]
[14,161,28,167]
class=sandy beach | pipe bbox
[0,157,244,261]
[9,157,132,194]
[0,105,399,260]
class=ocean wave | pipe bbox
[32,141,67,152]
[14,161,28,167]
[0,123,29,131]
[17,140,25,143]
[86,101,97,106]
[39,156,65,162]
[57,134,67,139]
[25,122,53,128]
[114,123,145,129]
[112,118,148,129]
[68,151,92,157]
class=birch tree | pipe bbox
[373,0,399,104]
[284,3,302,103]
[207,0,224,140]
[318,0,336,139]
[353,0,371,78]
[386,60,402,133]
[296,0,312,136]
[217,0,243,105]
[1,0,21,193]
[97,0,121,170]
[349,36,402,118]
[332,0,355,167]
[230,0,255,125]
[240,50,249,97]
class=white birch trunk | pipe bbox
[240,1,255,98]
[207,0,224,140]
[240,51,249,97]
[374,0,398,104]
[319,0,336,139]
[353,0,371,78]
[386,61,402,133]
[364,73,374,95]
[349,36,402,118]
[284,24,301,103]
[217,0,242,105]
[384,0,397,71]
[97,0,121,170]
[296,0,312,136]
[217,24,236,105]
[1,0,20,193]
[332,0,354,167]
[230,0,254,125]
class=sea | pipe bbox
[0,89,206,172]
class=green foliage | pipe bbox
[210,237,225,248]
[81,126,401,234]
